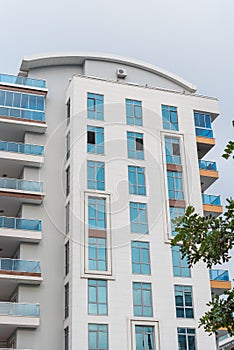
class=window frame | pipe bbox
[133,282,153,317]
[130,202,148,234]
[87,93,104,120]
[127,131,144,160]
[164,136,181,165]
[88,279,108,315]
[162,104,179,131]
[128,166,146,196]
[87,160,105,191]
[171,246,191,278]
[177,327,196,350]
[167,170,184,200]
[88,323,108,350]
[174,285,194,319]
[126,99,143,126]
[131,241,151,275]
[87,125,104,155]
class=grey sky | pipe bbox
[1,0,234,275]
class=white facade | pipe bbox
[0,53,224,350]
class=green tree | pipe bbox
[171,199,234,336]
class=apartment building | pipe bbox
[0,53,231,350]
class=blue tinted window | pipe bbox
[88,324,108,350]
[88,279,107,315]
[88,237,107,271]
[194,112,213,138]
[170,207,185,236]
[87,161,105,190]
[172,246,190,277]
[127,132,144,159]
[165,137,181,165]
[126,99,142,126]
[87,126,104,154]
[88,197,106,230]
[135,326,155,350]
[174,285,194,318]
[132,241,150,274]
[130,202,148,234]
[133,282,153,317]
[167,171,184,200]
[88,93,104,120]
[177,328,196,350]
[128,166,146,195]
[162,105,178,131]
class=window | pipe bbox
[162,105,178,131]
[135,326,155,350]
[66,98,70,125]
[128,166,146,195]
[64,327,69,350]
[194,112,213,138]
[130,202,148,234]
[88,279,107,315]
[88,324,108,350]
[126,99,143,126]
[88,197,106,230]
[127,132,144,160]
[66,166,70,196]
[133,282,153,317]
[65,283,69,318]
[169,207,185,236]
[87,126,104,154]
[177,328,196,350]
[65,241,69,276]
[132,241,150,274]
[174,285,194,318]
[88,237,107,271]
[172,246,190,277]
[66,131,70,160]
[165,136,181,165]
[66,201,70,234]
[87,161,105,191]
[167,171,184,200]
[88,93,104,120]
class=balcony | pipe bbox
[0,73,46,89]
[0,141,44,168]
[0,302,39,328]
[194,112,215,157]
[202,194,222,217]
[199,160,219,191]
[0,178,44,204]
[210,269,231,296]
[0,216,41,247]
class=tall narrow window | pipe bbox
[174,285,194,318]
[162,105,178,131]
[87,93,104,120]
[65,283,69,319]
[88,279,108,315]
[66,131,70,160]
[135,325,155,350]
[65,241,69,276]
[131,241,151,274]
[127,131,144,160]
[167,171,184,200]
[133,282,153,317]
[130,202,148,234]
[64,327,69,350]
[169,206,185,236]
[177,328,196,350]
[194,112,213,138]
[87,161,105,190]
[128,166,146,195]
[87,126,104,154]
[66,99,70,125]
[165,136,181,165]
[88,237,107,271]
[88,197,106,230]
[66,201,70,235]
[172,246,190,277]
[126,99,143,126]
[66,166,70,196]
[88,324,108,350]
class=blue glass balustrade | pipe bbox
[0,302,40,317]
[0,216,41,231]
[202,194,221,206]
[0,73,46,89]
[0,178,43,192]
[0,258,41,273]
[199,160,217,171]
[0,140,44,156]
[209,269,229,281]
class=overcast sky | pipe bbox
[1,0,234,275]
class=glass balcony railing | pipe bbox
[0,216,41,231]
[202,194,221,206]
[199,160,217,171]
[0,73,46,89]
[210,269,230,281]
[0,258,40,273]
[195,128,214,138]
[0,140,44,156]
[0,178,43,192]
[0,106,45,122]
[0,302,40,317]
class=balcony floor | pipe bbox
[0,277,42,300]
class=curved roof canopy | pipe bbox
[20,52,196,93]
